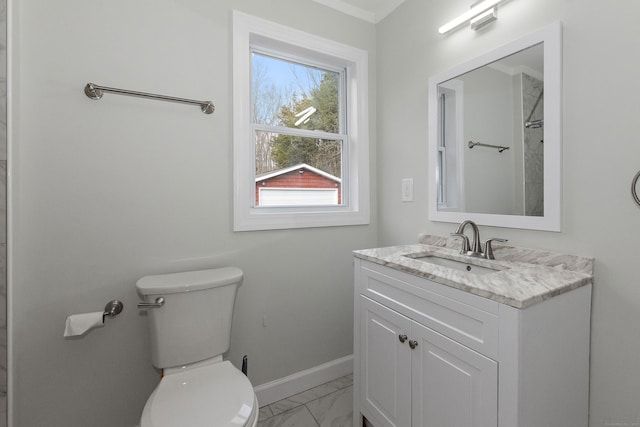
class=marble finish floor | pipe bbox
[258,374,353,427]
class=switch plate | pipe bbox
[402,178,414,202]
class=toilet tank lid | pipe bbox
[136,267,243,295]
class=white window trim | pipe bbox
[259,188,339,207]
[232,10,370,231]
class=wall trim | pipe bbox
[254,354,353,406]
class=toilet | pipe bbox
[137,267,258,427]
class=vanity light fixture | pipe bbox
[439,0,502,34]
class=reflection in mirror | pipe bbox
[437,43,544,216]
[428,22,561,231]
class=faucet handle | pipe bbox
[484,238,508,260]
[450,233,471,254]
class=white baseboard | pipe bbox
[254,354,353,406]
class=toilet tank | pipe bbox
[136,267,244,369]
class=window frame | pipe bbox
[233,10,370,231]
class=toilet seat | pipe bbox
[141,361,258,427]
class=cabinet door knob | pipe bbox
[398,334,408,343]
[409,340,418,349]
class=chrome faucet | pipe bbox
[450,220,507,260]
[451,220,482,255]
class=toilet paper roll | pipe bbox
[64,312,105,337]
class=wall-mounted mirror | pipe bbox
[428,22,562,231]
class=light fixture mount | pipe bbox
[470,1,497,30]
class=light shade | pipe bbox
[438,0,502,34]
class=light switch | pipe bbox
[402,178,414,202]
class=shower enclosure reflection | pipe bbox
[522,75,544,216]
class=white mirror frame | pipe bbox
[428,22,562,231]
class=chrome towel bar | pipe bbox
[84,83,215,114]
[468,140,510,153]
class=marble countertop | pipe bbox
[353,234,594,309]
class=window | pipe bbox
[436,80,464,212]
[233,11,370,231]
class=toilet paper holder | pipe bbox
[103,300,124,322]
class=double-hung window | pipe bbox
[436,80,464,212]
[233,11,370,231]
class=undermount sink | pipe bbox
[405,254,500,276]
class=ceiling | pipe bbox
[311,0,406,23]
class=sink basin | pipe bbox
[405,254,500,276]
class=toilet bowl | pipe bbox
[137,267,257,427]
[140,360,258,427]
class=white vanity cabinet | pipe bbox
[353,258,592,427]
[360,296,497,427]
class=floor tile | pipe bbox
[258,406,273,422]
[324,374,353,391]
[269,379,348,416]
[259,374,354,426]
[306,385,353,427]
[258,405,319,427]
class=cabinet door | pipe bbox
[360,296,412,427]
[411,321,498,427]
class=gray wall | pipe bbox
[460,66,516,214]
[377,1,640,426]
[0,0,6,424]
[8,1,376,426]
[9,0,640,426]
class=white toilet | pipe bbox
[137,267,258,427]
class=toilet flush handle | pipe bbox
[137,297,165,308]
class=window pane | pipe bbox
[255,131,343,207]
[252,53,340,133]
[437,150,444,204]
[439,92,446,148]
